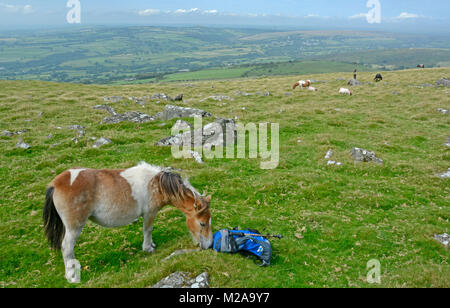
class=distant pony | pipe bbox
[374,73,383,82]
[417,64,425,68]
[293,80,311,90]
[339,88,352,96]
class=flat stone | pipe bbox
[104,96,123,103]
[348,78,362,86]
[16,138,31,149]
[152,272,209,288]
[438,169,450,179]
[101,111,154,124]
[437,108,449,115]
[350,147,383,164]
[68,125,85,130]
[1,130,14,137]
[436,78,450,87]
[434,233,449,246]
[93,137,112,148]
[325,149,333,160]
[201,95,233,102]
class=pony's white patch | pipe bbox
[120,162,162,213]
[69,169,86,186]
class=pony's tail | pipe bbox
[43,187,65,250]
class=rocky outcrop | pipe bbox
[154,105,212,121]
[101,111,154,124]
[436,78,450,87]
[348,79,362,86]
[155,118,237,148]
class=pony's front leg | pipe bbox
[142,211,157,253]
[62,227,83,283]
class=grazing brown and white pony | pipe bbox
[43,162,213,282]
[417,64,425,68]
[339,88,352,96]
[293,80,311,90]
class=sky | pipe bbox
[1,0,450,33]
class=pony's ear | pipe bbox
[205,195,212,203]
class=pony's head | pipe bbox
[156,171,213,249]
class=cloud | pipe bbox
[0,3,34,14]
[396,12,419,19]
[349,13,368,19]
[203,10,218,14]
[174,8,199,14]
[138,9,161,16]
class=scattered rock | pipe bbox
[201,95,233,102]
[350,147,383,164]
[437,168,450,179]
[104,96,123,103]
[68,125,85,131]
[336,78,346,81]
[436,78,450,87]
[93,137,112,148]
[154,105,212,121]
[235,90,270,97]
[348,79,362,86]
[324,149,333,160]
[1,130,14,137]
[2,129,27,137]
[16,138,31,149]
[72,137,79,144]
[151,93,173,101]
[93,105,117,115]
[284,92,292,96]
[437,108,449,115]
[327,161,343,166]
[434,233,449,246]
[152,272,209,288]
[444,137,450,147]
[101,111,154,124]
[46,133,53,139]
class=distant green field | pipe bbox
[158,61,374,82]
[0,26,449,84]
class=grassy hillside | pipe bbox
[0,67,449,288]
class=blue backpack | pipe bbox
[212,229,273,266]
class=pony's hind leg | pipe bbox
[62,226,84,283]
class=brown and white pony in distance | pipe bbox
[293,80,311,90]
[43,162,213,282]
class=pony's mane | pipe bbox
[157,171,209,213]
[157,171,197,202]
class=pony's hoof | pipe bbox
[65,259,81,284]
[143,245,155,253]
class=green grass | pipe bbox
[0,67,449,288]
